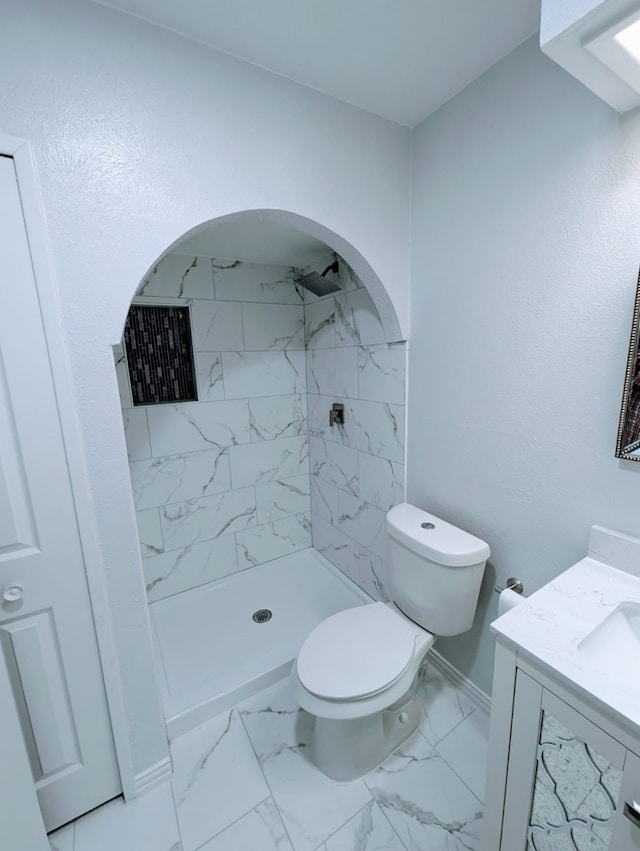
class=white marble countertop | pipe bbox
[492,552,640,737]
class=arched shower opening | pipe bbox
[111,210,407,736]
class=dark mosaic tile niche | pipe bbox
[124,304,197,405]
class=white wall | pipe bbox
[540,0,607,43]
[409,36,640,694]
[8,0,640,777]
[0,0,410,783]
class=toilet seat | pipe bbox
[296,602,416,700]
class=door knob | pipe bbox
[3,583,24,602]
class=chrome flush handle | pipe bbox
[624,800,640,829]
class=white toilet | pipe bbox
[291,502,490,781]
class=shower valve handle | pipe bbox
[329,403,345,427]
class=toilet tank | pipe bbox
[387,503,490,637]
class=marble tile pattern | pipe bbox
[116,251,407,606]
[48,782,181,851]
[115,254,311,602]
[492,553,640,738]
[50,665,488,851]
[302,255,406,600]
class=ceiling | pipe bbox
[93,0,540,126]
[172,214,331,267]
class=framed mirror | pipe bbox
[616,269,640,461]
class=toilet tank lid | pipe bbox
[387,503,490,567]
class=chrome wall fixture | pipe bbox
[329,402,345,427]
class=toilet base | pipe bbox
[309,686,423,782]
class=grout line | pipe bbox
[191,795,272,851]
[431,737,485,810]
[166,762,186,851]
[236,708,299,851]
[239,302,247,351]
[307,801,376,851]
[365,798,412,851]
[210,258,217,301]
[133,431,309,466]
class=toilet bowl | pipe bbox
[291,601,435,781]
[291,503,489,782]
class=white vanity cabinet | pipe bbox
[483,642,640,851]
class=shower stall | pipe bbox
[114,241,407,737]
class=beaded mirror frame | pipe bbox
[616,267,640,461]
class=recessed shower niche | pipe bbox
[124,304,198,406]
[112,215,407,733]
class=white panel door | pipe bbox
[0,644,49,851]
[0,155,120,830]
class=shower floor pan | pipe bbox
[149,548,371,739]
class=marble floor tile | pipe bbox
[436,709,490,801]
[239,679,314,768]
[199,798,294,851]
[69,783,180,851]
[416,663,478,746]
[48,822,75,851]
[240,680,372,851]
[317,800,406,851]
[48,671,490,851]
[366,733,483,851]
[170,708,269,851]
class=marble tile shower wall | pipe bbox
[114,255,311,603]
[303,256,406,601]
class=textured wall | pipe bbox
[0,0,410,781]
[304,256,406,597]
[540,0,608,43]
[409,37,640,694]
[116,254,311,602]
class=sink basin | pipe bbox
[577,602,640,679]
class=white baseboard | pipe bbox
[133,757,173,798]
[429,649,491,716]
